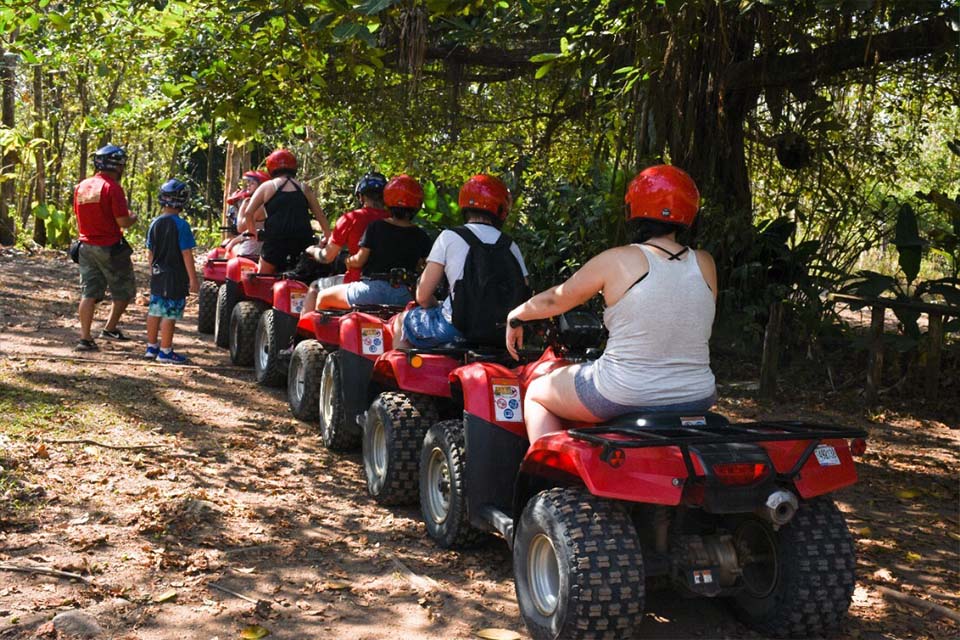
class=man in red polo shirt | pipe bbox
[72,144,138,351]
[302,172,389,311]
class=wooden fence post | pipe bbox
[759,301,784,399]
[865,306,885,406]
[925,313,944,399]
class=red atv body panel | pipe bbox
[225,256,258,284]
[201,247,229,283]
[297,310,343,347]
[375,351,456,396]
[341,313,396,362]
[241,271,280,305]
[272,279,309,315]
[458,351,860,506]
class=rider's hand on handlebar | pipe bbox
[505,312,524,361]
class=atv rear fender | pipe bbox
[273,279,309,315]
[340,312,396,361]
[298,310,342,347]
[241,271,282,304]
[225,256,257,284]
[374,351,457,397]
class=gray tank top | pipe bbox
[594,244,716,406]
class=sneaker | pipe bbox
[100,328,131,341]
[144,345,160,359]
[156,350,188,364]
[74,339,99,352]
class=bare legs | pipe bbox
[523,364,601,442]
[79,297,129,339]
[146,315,177,350]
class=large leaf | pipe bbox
[898,245,921,286]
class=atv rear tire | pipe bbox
[514,487,645,640]
[254,309,287,387]
[364,391,438,506]
[197,280,218,334]
[229,301,263,366]
[288,339,324,421]
[420,420,484,549]
[318,351,357,451]
[214,284,232,348]
[730,498,856,638]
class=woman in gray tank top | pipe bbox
[506,165,718,442]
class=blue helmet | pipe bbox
[159,179,190,209]
[354,171,387,200]
[93,144,127,173]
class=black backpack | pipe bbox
[450,226,530,345]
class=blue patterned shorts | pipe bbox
[148,295,186,320]
[402,306,462,348]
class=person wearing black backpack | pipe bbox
[393,174,529,348]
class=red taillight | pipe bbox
[713,462,769,486]
[850,438,867,456]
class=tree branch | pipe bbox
[723,15,954,94]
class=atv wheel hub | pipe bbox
[256,322,270,371]
[425,447,450,524]
[370,419,387,480]
[320,360,335,433]
[528,533,560,616]
[292,358,305,403]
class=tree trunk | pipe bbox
[77,69,89,182]
[205,119,217,228]
[33,65,47,247]
[0,51,17,245]
[48,71,64,210]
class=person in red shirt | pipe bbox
[72,144,138,351]
[302,172,389,312]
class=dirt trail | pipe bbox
[0,248,957,640]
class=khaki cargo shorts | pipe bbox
[78,243,136,302]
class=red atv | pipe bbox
[197,243,234,335]
[414,313,867,640]
[285,269,415,433]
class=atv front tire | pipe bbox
[229,301,263,366]
[288,339,324,421]
[197,280,218,334]
[731,498,856,638]
[214,284,232,348]
[514,487,645,640]
[419,420,484,549]
[254,309,287,387]
[364,391,438,505]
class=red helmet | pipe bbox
[384,175,424,209]
[265,149,297,176]
[458,174,511,221]
[226,188,246,205]
[242,170,270,184]
[624,165,699,227]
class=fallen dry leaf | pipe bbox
[239,624,270,639]
[34,443,49,459]
[154,589,178,603]
[475,629,522,640]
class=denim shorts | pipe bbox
[573,363,716,421]
[346,279,413,307]
[402,306,462,348]
[148,295,186,320]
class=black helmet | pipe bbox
[354,171,387,200]
[158,179,190,209]
[93,144,127,173]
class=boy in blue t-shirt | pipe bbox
[145,179,199,363]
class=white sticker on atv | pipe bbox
[290,291,305,314]
[361,325,384,355]
[493,383,523,422]
[814,445,840,466]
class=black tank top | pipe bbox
[264,178,313,239]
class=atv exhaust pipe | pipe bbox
[759,490,798,528]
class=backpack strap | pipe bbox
[451,225,483,248]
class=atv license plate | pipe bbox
[814,445,840,466]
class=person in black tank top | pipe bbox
[244,149,331,274]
